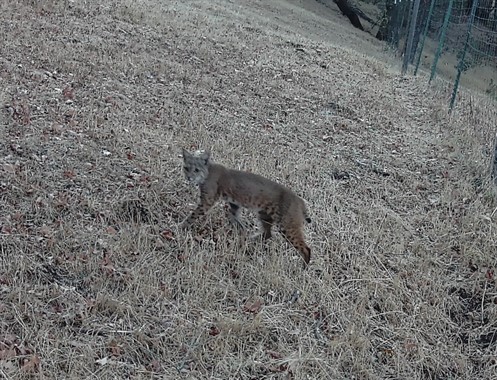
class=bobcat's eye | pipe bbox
[194,168,199,173]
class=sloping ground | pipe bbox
[1,0,496,378]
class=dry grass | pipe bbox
[1,0,497,378]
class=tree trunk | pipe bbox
[333,0,364,30]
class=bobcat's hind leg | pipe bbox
[258,210,274,240]
[280,224,311,268]
[227,202,246,230]
[248,210,274,242]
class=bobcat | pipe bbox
[180,148,312,266]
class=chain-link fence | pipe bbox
[342,0,497,109]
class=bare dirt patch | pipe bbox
[1,0,497,378]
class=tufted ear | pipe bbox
[200,150,211,165]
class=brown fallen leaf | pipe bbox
[176,254,187,262]
[161,229,175,240]
[267,350,283,359]
[268,363,288,373]
[159,281,169,294]
[101,254,115,275]
[62,85,74,100]
[209,326,220,336]
[39,225,53,238]
[50,123,64,134]
[243,297,263,314]
[21,354,41,373]
[1,225,13,234]
[108,340,122,357]
[140,175,151,184]
[486,268,494,281]
[106,226,117,235]
[63,169,76,179]
[12,212,23,222]
[146,359,161,372]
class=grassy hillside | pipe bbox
[1,0,496,378]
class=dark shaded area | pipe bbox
[448,286,497,350]
[376,0,410,45]
[333,0,364,30]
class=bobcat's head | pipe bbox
[182,148,210,185]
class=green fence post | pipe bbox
[414,0,436,76]
[402,0,422,75]
[449,0,479,111]
[430,0,454,83]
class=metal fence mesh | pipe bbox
[352,0,497,107]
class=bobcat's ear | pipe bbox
[200,150,211,164]
[181,148,190,159]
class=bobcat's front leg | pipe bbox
[227,202,246,230]
[181,191,217,229]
